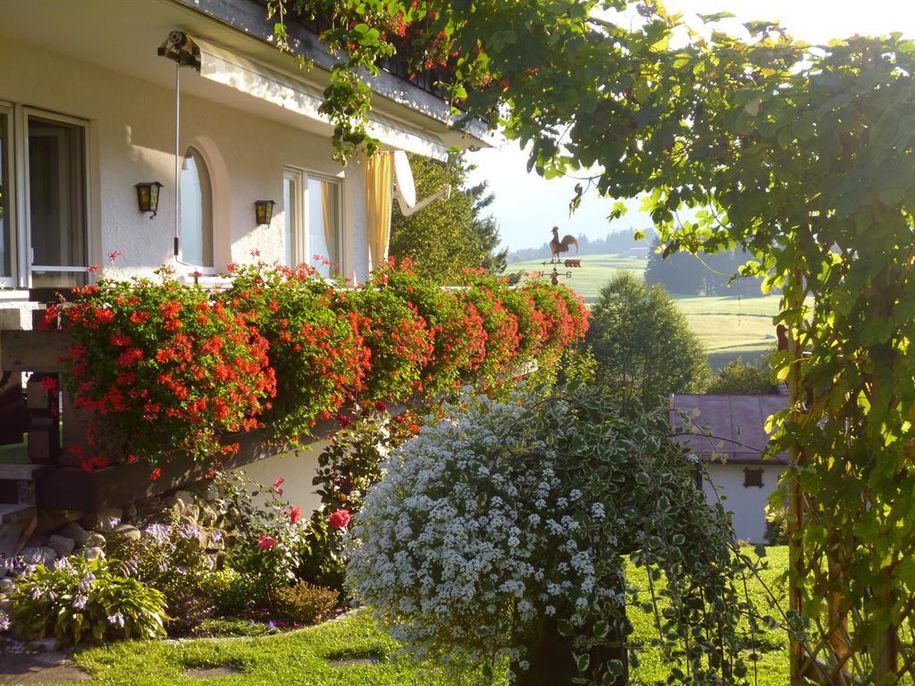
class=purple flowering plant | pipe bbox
[8,556,166,644]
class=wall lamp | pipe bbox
[135,181,163,219]
[255,200,276,226]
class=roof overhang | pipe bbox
[0,0,494,159]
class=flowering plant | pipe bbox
[46,272,276,470]
[215,472,308,609]
[220,263,368,443]
[106,514,219,629]
[339,276,434,402]
[347,386,748,685]
[460,271,521,382]
[41,263,586,469]
[369,259,486,395]
[8,556,167,644]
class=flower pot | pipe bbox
[514,617,628,686]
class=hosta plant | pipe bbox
[9,556,166,644]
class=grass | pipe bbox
[508,253,781,369]
[59,548,789,685]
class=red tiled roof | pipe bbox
[670,394,789,465]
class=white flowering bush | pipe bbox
[8,556,166,643]
[348,384,748,685]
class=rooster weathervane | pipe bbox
[536,226,582,284]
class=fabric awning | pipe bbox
[161,32,452,160]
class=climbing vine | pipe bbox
[268,1,915,681]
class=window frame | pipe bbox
[179,145,215,271]
[0,101,15,287]
[283,166,343,276]
[6,105,91,289]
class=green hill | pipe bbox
[508,253,779,369]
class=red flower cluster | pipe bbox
[46,261,588,470]
[328,509,352,530]
[50,274,276,471]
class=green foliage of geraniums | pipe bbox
[338,269,435,403]
[45,269,276,471]
[348,384,749,686]
[368,259,486,396]
[9,556,167,644]
[586,273,710,409]
[219,263,369,444]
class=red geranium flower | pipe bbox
[258,533,277,550]
[150,467,161,481]
[272,477,285,495]
[328,509,351,530]
[289,506,302,525]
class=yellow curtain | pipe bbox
[365,152,394,267]
[320,180,335,266]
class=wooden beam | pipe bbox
[0,330,71,373]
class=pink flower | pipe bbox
[107,250,123,262]
[272,477,285,495]
[258,534,276,550]
[328,510,351,530]
[289,506,302,525]
[374,400,388,413]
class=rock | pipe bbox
[19,546,57,567]
[60,522,90,546]
[112,525,140,542]
[0,578,15,593]
[31,637,61,652]
[80,507,122,533]
[47,535,75,558]
[82,546,104,561]
[202,484,219,503]
[183,504,200,522]
[173,491,196,512]
[84,533,106,549]
[36,509,84,534]
[0,597,9,612]
[198,504,217,525]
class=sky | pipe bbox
[465,0,915,252]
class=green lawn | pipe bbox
[508,253,781,369]
[61,548,789,685]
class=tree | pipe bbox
[586,273,709,408]
[388,152,506,283]
[706,353,777,395]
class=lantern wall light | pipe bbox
[135,181,163,219]
[255,199,276,226]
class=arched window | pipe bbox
[180,147,213,268]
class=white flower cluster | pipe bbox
[347,394,620,669]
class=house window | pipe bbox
[283,168,341,278]
[0,105,89,289]
[743,468,764,488]
[27,115,88,288]
[179,147,213,268]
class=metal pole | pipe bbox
[174,60,180,258]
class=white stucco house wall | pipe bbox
[0,0,491,515]
[670,394,789,544]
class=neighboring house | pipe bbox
[670,394,788,543]
[0,0,489,520]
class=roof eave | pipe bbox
[166,0,494,149]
